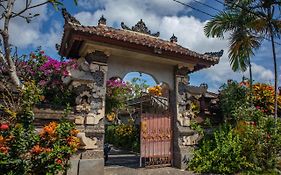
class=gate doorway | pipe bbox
[104,80,172,168]
[128,92,172,168]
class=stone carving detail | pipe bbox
[67,52,108,152]
[182,133,200,146]
[92,70,104,87]
[121,19,160,37]
[75,91,92,113]
[170,34,178,43]
[177,76,195,127]
[77,132,98,149]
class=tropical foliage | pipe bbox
[189,80,281,174]
[205,0,281,118]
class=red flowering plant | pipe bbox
[0,81,79,174]
[251,83,281,116]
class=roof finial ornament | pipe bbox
[61,8,81,25]
[204,49,224,57]
[98,15,107,26]
[121,19,160,37]
[170,34,178,43]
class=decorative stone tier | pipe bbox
[173,66,203,169]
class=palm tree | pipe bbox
[205,0,281,118]
[204,2,261,104]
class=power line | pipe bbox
[192,0,221,12]
[173,0,281,46]
[212,0,281,46]
[173,0,215,17]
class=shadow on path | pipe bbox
[105,145,140,168]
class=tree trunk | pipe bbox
[1,0,21,87]
[267,7,278,120]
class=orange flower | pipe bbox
[70,129,79,136]
[67,136,80,149]
[0,146,9,154]
[0,135,4,144]
[40,122,58,137]
[31,145,42,154]
[44,148,52,153]
[39,95,45,101]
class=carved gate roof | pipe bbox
[58,9,222,71]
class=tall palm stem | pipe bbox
[248,58,253,106]
[267,7,278,120]
[270,31,278,119]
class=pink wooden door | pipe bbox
[140,112,172,167]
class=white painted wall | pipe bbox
[107,55,175,89]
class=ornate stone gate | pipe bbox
[59,9,222,175]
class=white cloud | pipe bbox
[78,0,195,16]
[1,0,59,52]
[251,63,274,83]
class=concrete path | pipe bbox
[105,145,194,175]
[105,166,194,175]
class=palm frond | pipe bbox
[204,12,239,38]
[228,30,261,72]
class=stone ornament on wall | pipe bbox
[176,73,195,127]
[182,133,201,146]
[77,132,98,149]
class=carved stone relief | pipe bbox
[92,70,104,87]
[77,132,98,149]
[176,75,195,127]
[182,133,201,146]
[67,52,108,152]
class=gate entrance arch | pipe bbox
[59,9,222,175]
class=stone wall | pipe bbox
[64,51,108,175]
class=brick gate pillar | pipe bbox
[173,66,200,169]
[66,51,108,175]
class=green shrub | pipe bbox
[105,124,140,152]
[219,81,249,121]
[189,106,281,174]
[188,124,250,174]
[233,106,281,173]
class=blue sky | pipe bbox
[6,0,281,92]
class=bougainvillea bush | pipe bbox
[105,79,132,114]
[0,81,79,175]
[0,49,77,107]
